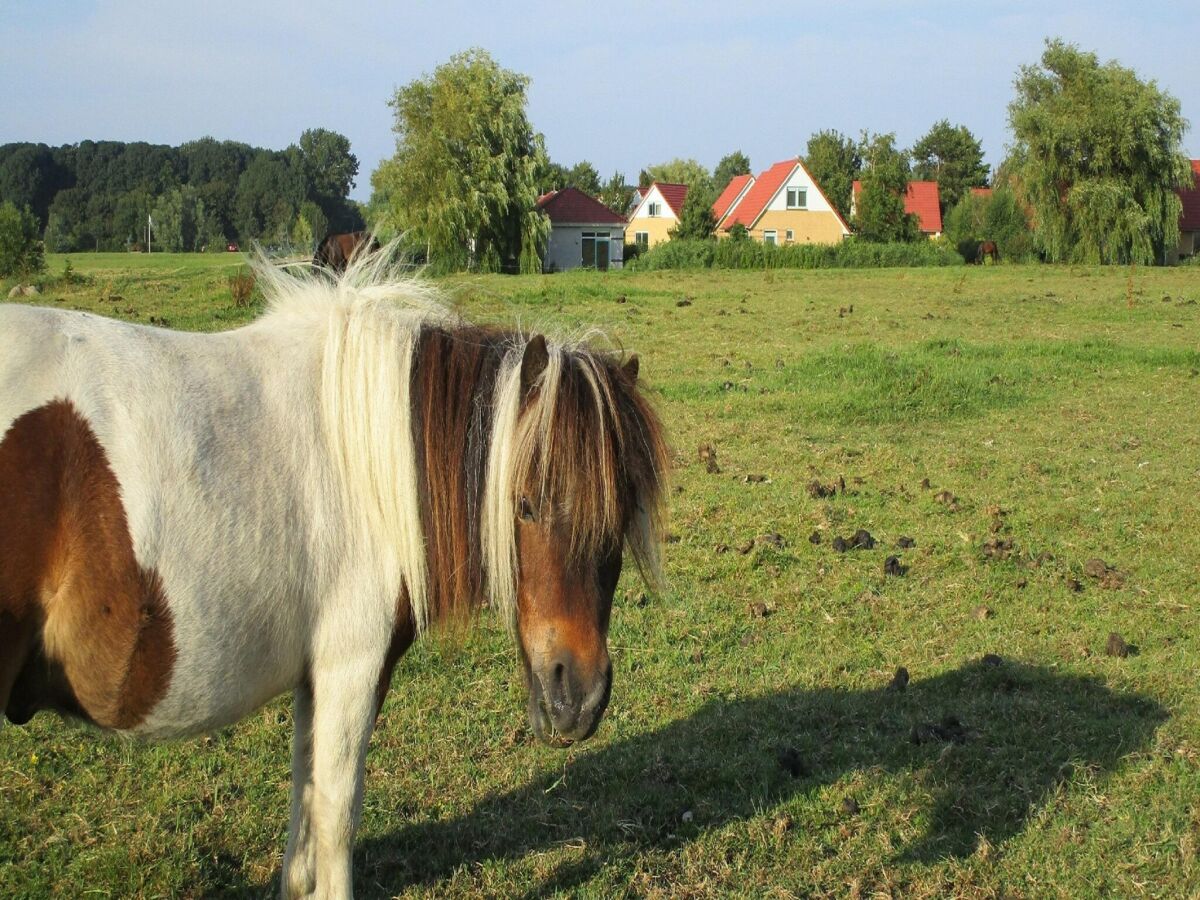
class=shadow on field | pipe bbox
[355,659,1165,895]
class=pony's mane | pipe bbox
[251,248,669,633]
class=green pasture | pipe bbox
[2,255,1199,897]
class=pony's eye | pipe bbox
[518,496,537,522]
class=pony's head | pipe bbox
[485,334,668,745]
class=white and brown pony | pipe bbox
[0,252,669,898]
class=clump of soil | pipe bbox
[887,667,910,692]
[743,473,769,484]
[840,797,861,817]
[974,605,994,620]
[808,530,822,545]
[935,490,960,511]
[896,535,916,549]
[850,529,876,550]
[807,476,844,498]
[748,602,771,619]
[1084,558,1127,589]
[775,747,809,778]
[883,555,906,576]
[676,297,692,307]
[1106,632,1134,658]
[981,653,1004,667]
[831,536,849,553]
[756,532,786,550]
[982,537,1015,560]
[910,715,970,745]
[698,443,721,474]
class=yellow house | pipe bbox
[624,182,689,249]
[715,159,849,245]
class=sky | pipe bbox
[2,1,1196,203]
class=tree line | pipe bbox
[0,129,363,254]
[2,38,1192,273]
[369,39,1192,270]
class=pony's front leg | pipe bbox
[282,680,316,899]
[308,657,382,899]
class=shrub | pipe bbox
[629,236,962,271]
[0,202,46,277]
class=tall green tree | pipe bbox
[713,151,751,191]
[803,130,860,219]
[371,48,550,273]
[670,181,718,240]
[641,158,712,192]
[853,132,919,243]
[1007,38,1191,264]
[598,171,632,215]
[566,160,602,196]
[911,119,989,212]
[298,128,361,232]
[0,202,45,276]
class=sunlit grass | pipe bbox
[2,256,1199,896]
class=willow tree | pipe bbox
[1007,39,1191,264]
[371,49,549,273]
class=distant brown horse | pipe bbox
[314,231,380,273]
[976,240,999,264]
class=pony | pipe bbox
[314,231,381,273]
[976,240,1000,264]
[0,250,669,898]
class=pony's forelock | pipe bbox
[249,242,669,634]
[482,338,670,629]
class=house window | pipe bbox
[647,202,661,217]
[582,232,611,271]
[634,231,649,249]
[763,230,777,245]
[786,187,807,209]
[785,229,794,243]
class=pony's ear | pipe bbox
[520,334,549,397]
[621,354,639,383]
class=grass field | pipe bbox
[3,255,1200,898]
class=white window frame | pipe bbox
[785,229,794,243]
[786,187,808,210]
[763,230,777,245]
[647,201,661,217]
[634,231,649,248]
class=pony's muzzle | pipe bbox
[528,653,612,746]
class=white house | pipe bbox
[536,188,626,272]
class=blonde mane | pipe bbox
[253,248,668,633]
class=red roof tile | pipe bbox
[650,182,689,218]
[712,174,754,222]
[722,160,796,230]
[1179,160,1200,232]
[536,187,627,226]
[905,181,942,233]
[851,179,943,233]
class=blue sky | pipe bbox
[2,1,1196,202]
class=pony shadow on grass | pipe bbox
[354,658,1166,895]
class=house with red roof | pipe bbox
[713,174,755,229]
[624,182,689,250]
[1171,160,1200,262]
[851,180,943,237]
[714,159,849,245]
[536,187,627,271]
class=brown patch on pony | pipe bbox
[313,232,381,273]
[375,590,417,718]
[0,400,176,729]
[410,324,510,626]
